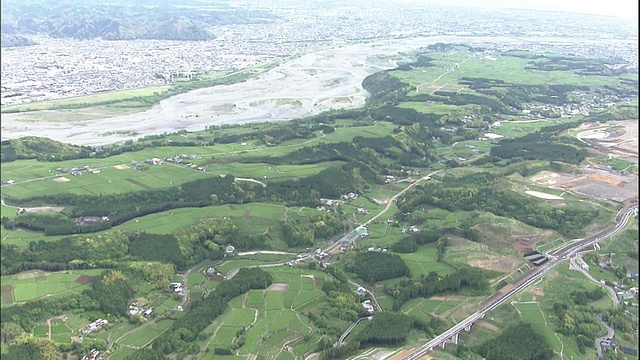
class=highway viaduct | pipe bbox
[401,205,637,360]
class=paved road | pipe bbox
[570,253,620,307]
[595,314,615,359]
[337,317,372,346]
[402,205,637,360]
[324,170,441,255]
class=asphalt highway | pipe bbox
[403,205,637,360]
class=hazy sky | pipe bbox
[405,0,639,19]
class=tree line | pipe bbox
[385,266,493,310]
[150,268,272,356]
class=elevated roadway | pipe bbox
[402,206,637,360]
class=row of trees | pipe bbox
[151,268,272,355]
[385,267,492,310]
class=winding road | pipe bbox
[569,253,620,307]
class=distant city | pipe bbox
[1,0,638,106]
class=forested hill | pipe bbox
[0,0,279,41]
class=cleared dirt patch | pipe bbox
[469,258,519,273]
[75,275,92,285]
[207,274,225,282]
[243,211,251,218]
[389,350,419,360]
[525,190,563,200]
[529,286,544,297]
[589,173,624,186]
[266,283,289,291]
[53,177,70,183]
[1,284,14,304]
[23,206,65,213]
[113,164,130,170]
[314,277,325,287]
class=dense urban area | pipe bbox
[1,0,638,106]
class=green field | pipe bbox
[391,50,621,91]
[512,302,564,354]
[118,319,174,347]
[196,266,322,358]
[1,269,104,306]
[403,297,464,319]
[397,246,456,279]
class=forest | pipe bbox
[342,251,410,283]
[385,267,492,310]
[396,172,598,237]
[472,322,554,360]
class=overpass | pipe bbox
[402,206,637,360]
[337,317,372,346]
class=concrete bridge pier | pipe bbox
[480,313,486,319]
[440,332,460,348]
[464,323,473,332]
[451,332,459,344]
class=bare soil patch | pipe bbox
[525,190,563,200]
[243,211,251,218]
[75,275,92,285]
[469,258,519,273]
[113,164,130,170]
[23,206,65,213]
[1,284,14,304]
[389,350,417,360]
[589,173,624,186]
[207,274,225,282]
[314,277,325,287]
[53,177,70,183]
[266,283,289,291]
[529,286,544,297]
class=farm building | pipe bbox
[362,300,374,313]
[80,319,108,334]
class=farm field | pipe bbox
[120,203,291,234]
[196,266,324,359]
[0,156,341,200]
[1,269,103,306]
[403,297,464,319]
[512,301,564,355]
[1,227,68,246]
[0,123,392,200]
[118,319,174,347]
[397,246,456,279]
[390,48,621,93]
